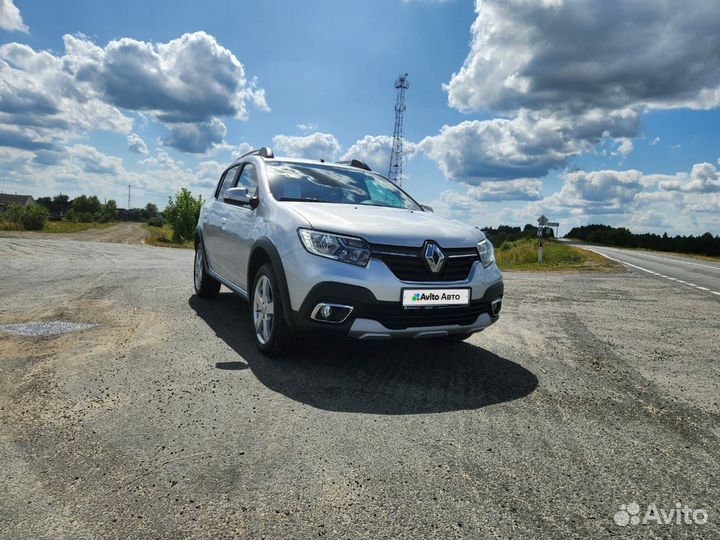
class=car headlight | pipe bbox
[477,239,495,268]
[298,228,370,267]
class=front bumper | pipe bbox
[291,280,504,339]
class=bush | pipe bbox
[164,188,203,243]
[2,204,48,230]
[21,204,49,230]
[147,216,165,227]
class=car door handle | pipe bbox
[221,217,227,230]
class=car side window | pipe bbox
[216,166,240,201]
[235,163,258,197]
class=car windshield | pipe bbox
[265,161,422,210]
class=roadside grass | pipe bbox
[496,238,623,272]
[143,224,193,249]
[0,220,115,233]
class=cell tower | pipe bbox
[388,73,409,186]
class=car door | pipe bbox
[203,165,240,278]
[220,162,259,290]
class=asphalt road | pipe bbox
[1,237,719,539]
[575,244,720,297]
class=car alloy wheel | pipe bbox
[253,274,274,345]
[194,246,204,292]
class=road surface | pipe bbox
[575,244,720,297]
[1,237,719,539]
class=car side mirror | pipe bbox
[421,204,434,213]
[224,187,259,209]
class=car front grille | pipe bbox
[355,301,489,330]
[370,243,479,282]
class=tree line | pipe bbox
[566,224,720,257]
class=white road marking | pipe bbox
[599,247,720,271]
[583,248,720,298]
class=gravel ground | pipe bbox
[1,237,719,539]
[0,222,148,244]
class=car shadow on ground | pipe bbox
[189,293,537,415]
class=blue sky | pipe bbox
[1,0,719,235]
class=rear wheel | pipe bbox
[194,242,220,298]
[251,263,293,356]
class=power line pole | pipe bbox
[388,73,409,186]
[127,184,131,210]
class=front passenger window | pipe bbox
[235,164,258,197]
[216,166,240,201]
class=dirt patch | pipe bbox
[0,222,149,244]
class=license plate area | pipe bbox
[401,288,471,308]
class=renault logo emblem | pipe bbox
[424,242,445,273]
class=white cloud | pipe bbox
[127,133,148,155]
[422,0,720,185]
[341,134,418,174]
[272,132,342,160]
[467,179,542,202]
[0,0,28,32]
[616,138,634,158]
[160,118,227,154]
[650,136,661,146]
[69,144,123,175]
[657,162,720,193]
[445,0,720,114]
[296,123,318,133]
[0,32,266,156]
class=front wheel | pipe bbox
[251,263,293,356]
[194,243,220,298]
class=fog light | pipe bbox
[310,303,354,324]
[491,298,502,317]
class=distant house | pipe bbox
[0,194,35,214]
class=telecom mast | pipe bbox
[388,73,409,186]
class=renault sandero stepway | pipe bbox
[194,147,503,355]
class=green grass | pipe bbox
[142,224,193,249]
[44,221,115,233]
[0,220,115,232]
[495,238,622,272]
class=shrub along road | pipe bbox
[1,238,718,539]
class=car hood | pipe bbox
[283,202,484,247]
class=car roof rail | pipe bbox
[336,159,372,171]
[237,147,274,160]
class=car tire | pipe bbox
[194,242,220,298]
[251,263,293,356]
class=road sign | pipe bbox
[538,215,548,226]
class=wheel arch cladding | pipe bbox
[248,238,296,329]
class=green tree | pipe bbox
[145,202,158,219]
[99,199,118,222]
[165,188,203,243]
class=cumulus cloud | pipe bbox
[657,162,720,193]
[445,0,720,114]
[272,132,342,160]
[422,0,720,184]
[0,32,266,156]
[63,32,266,123]
[69,144,123,175]
[160,118,227,154]
[467,179,543,201]
[127,133,148,155]
[341,134,418,174]
[420,109,637,182]
[0,0,28,32]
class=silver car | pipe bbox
[194,147,503,355]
